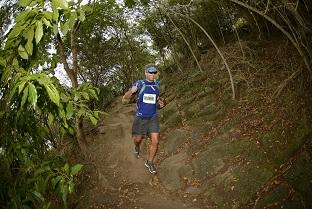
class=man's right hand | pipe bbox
[131,83,139,94]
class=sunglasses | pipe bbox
[148,71,157,74]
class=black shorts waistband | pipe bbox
[136,115,157,120]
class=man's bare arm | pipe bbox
[122,83,138,104]
[122,90,134,104]
[123,90,134,99]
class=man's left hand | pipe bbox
[157,97,166,109]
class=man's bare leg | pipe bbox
[134,134,144,146]
[133,135,143,158]
[144,133,159,174]
[148,133,159,161]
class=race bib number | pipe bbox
[143,93,156,104]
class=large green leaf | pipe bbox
[21,85,29,107]
[78,8,85,22]
[53,24,58,36]
[52,8,59,22]
[15,10,31,23]
[18,80,27,94]
[58,0,68,9]
[44,84,60,106]
[89,115,97,125]
[81,92,89,100]
[25,40,33,55]
[43,18,52,27]
[63,163,69,174]
[32,191,45,202]
[66,102,74,119]
[25,27,34,55]
[59,108,66,119]
[77,108,85,118]
[1,67,12,85]
[89,89,98,100]
[68,12,77,29]
[52,176,62,189]
[19,0,33,7]
[61,183,68,208]
[0,57,6,66]
[68,181,75,193]
[28,82,38,109]
[81,5,92,12]
[52,0,68,10]
[33,73,51,86]
[26,25,35,40]
[8,75,20,100]
[35,20,43,44]
[43,11,53,20]
[70,164,83,176]
[18,45,29,59]
[61,21,70,36]
[48,113,54,126]
[28,0,38,7]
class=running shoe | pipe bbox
[145,160,157,174]
[133,145,140,159]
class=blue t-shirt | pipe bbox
[131,80,160,118]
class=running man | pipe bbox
[122,63,166,174]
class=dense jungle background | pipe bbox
[0,0,312,208]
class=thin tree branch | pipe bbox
[166,13,203,72]
[175,12,236,100]
[273,69,301,98]
[230,0,311,74]
[56,33,76,85]
[265,0,270,14]
[155,6,183,72]
[71,25,79,87]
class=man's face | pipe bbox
[145,70,157,81]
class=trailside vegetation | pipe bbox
[0,0,98,207]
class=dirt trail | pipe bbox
[76,98,193,209]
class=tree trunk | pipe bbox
[57,28,88,153]
[76,117,88,153]
[71,23,88,153]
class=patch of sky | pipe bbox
[54,63,72,86]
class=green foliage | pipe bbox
[140,0,232,62]
[0,0,97,208]
[0,67,82,207]
[77,0,154,93]
[94,84,117,109]
[72,82,101,125]
[0,154,82,209]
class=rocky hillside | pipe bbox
[156,37,312,208]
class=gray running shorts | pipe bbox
[132,115,160,135]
